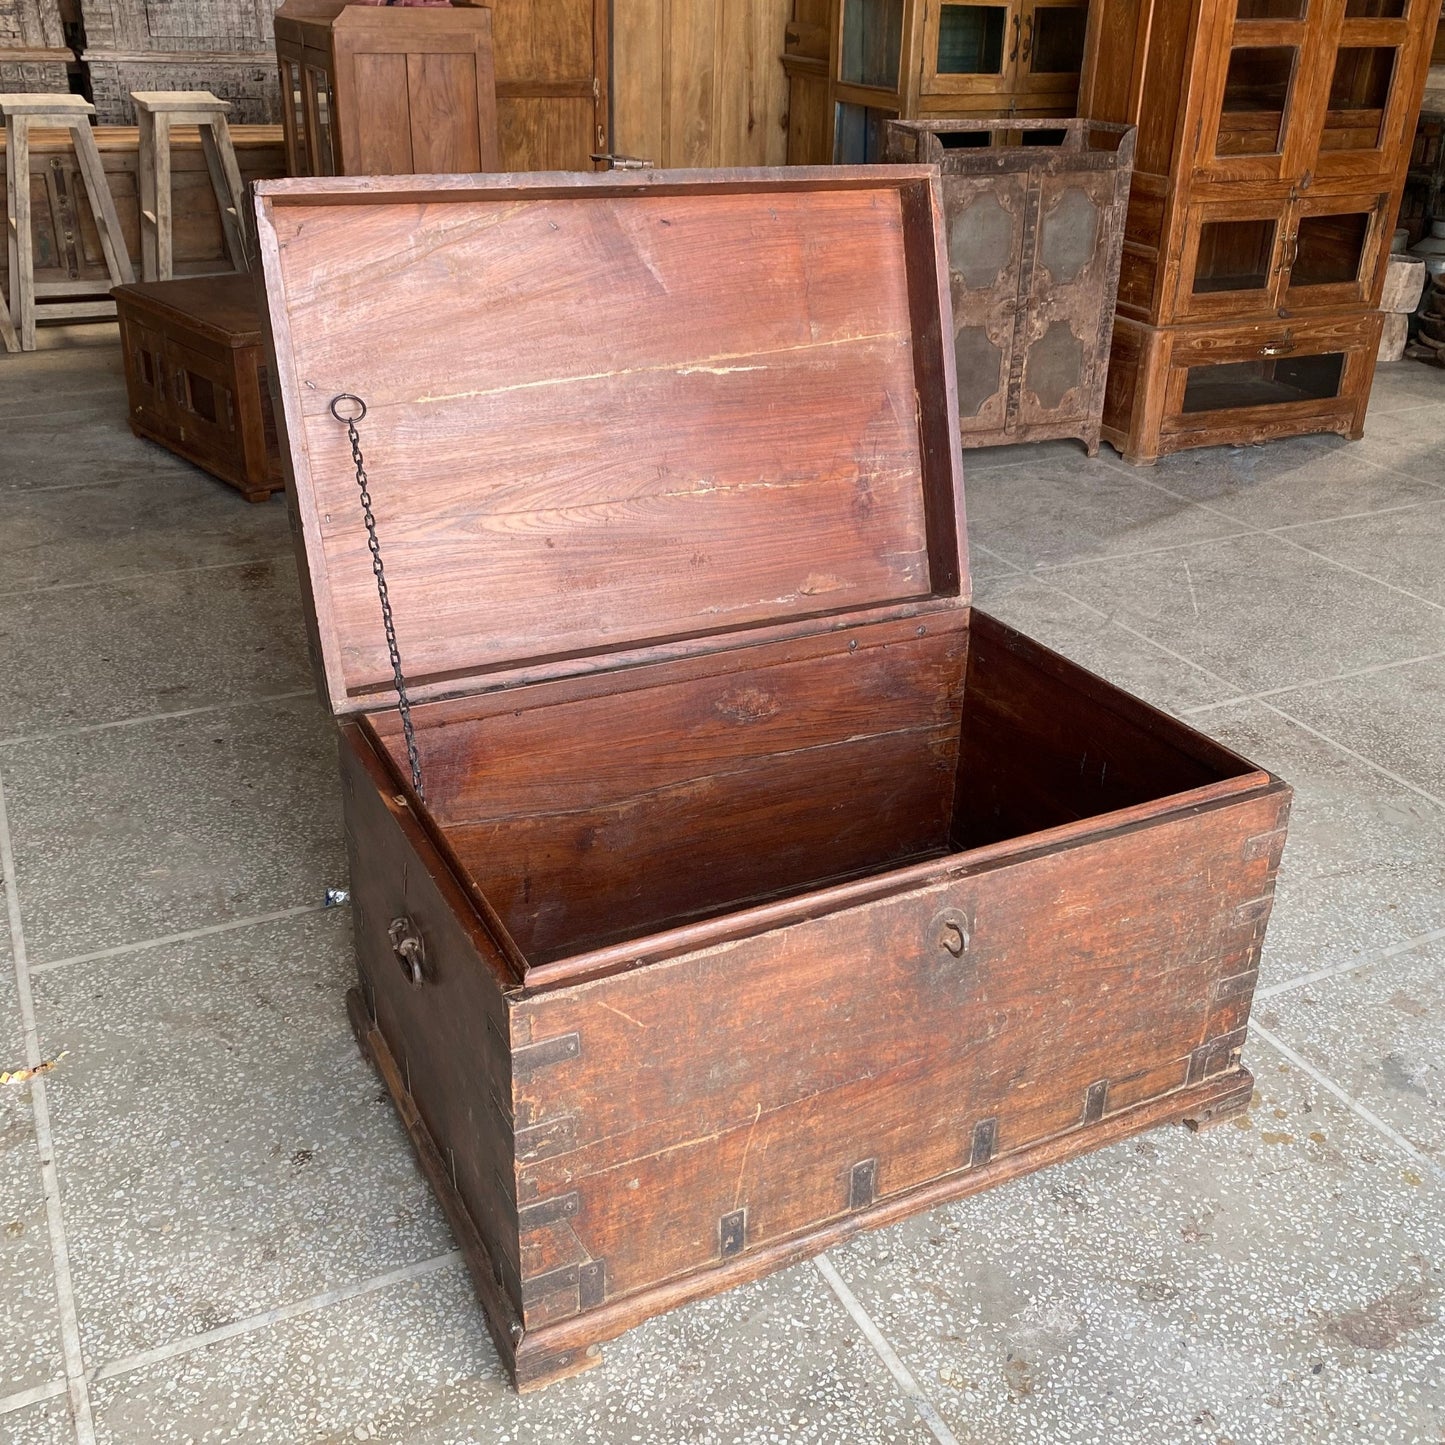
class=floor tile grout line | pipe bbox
[0,769,96,1445]
[1180,649,1445,716]
[27,904,335,977]
[1250,1022,1445,1183]
[0,552,295,602]
[1255,924,1445,1001]
[0,1378,68,1420]
[1256,696,1445,810]
[1093,452,1445,613]
[86,1251,464,1387]
[1024,525,1264,574]
[0,689,315,749]
[813,1254,961,1445]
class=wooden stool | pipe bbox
[132,91,250,283]
[0,93,135,353]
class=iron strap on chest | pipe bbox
[330,393,425,801]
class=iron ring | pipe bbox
[329,393,367,423]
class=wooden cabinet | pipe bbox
[885,117,1135,453]
[783,0,1088,164]
[255,166,1290,1393]
[274,1,500,177]
[1081,0,1442,461]
[114,273,282,502]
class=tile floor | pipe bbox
[1,325,1442,1445]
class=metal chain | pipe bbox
[330,394,425,801]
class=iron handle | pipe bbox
[1259,342,1294,356]
[1021,13,1034,64]
[933,907,972,958]
[1009,12,1021,62]
[389,915,426,987]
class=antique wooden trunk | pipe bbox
[114,273,282,501]
[255,168,1291,1392]
[883,118,1135,454]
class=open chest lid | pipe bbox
[254,168,968,716]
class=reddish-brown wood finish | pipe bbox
[256,170,1292,1392]
[114,272,281,501]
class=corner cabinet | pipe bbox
[784,0,1088,165]
[1081,0,1443,462]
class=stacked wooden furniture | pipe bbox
[0,121,284,301]
[783,0,1089,165]
[273,0,498,176]
[1400,108,1445,242]
[0,0,71,95]
[885,117,1135,453]
[78,0,282,124]
[255,166,1291,1392]
[113,271,281,500]
[1080,0,1443,464]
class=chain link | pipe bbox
[331,394,425,801]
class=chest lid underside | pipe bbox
[255,168,968,716]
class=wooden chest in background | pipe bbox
[255,168,1291,1391]
[114,272,281,502]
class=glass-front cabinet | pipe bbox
[1198,0,1425,183]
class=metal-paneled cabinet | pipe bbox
[885,118,1136,454]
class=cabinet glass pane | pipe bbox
[1181,353,1345,413]
[1030,6,1087,73]
[1344,0,1404,15]
[834,102,895,162]
[1290,212,1371,285]
[937,5,1008,75]
[1236,0,1306,17]
[1322,46,1397,151]
[1217,46,1296,156]
[1192,219,1277,293]
[840,0,905,89]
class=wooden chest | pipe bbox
[114,272,282,502]
[255,169,1291,1391]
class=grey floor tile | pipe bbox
[0,557,310,737]
[0,417,198,492]
[1191,702,1445,989]
[1260,942,1445,1168]
[964,456,1245,571]
[973,574,1235,714]
[1,942,64,1404]
[32,909,451,1365]
[1346,398,1445,484]
[1122,437,1445,530]
[0,1393,72,1445]
[828,1059,1445,1445]
[1364,360,1445,416]
[0,469,289,595]
[1282,499,1445,608]
[1046,532,1445,694]
[88,1259,930,1445]
[1,694,344,965]
[1279,657,1445,803]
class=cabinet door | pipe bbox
[1194,0,1312,183]
[1014,168,1120,430]
[1280,189,1393,307]
[1309,0,1426,184]
[940,171,1029,436]
[1171,198,1293,321]
[920,0,1019,101]
[1015,0,1087,104]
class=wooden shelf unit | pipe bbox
[1080,0,1442,462]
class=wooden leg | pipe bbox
[137,108,157,282]
[1180,1069,1254,1132]
[0,291,17,354]
[8,115,35,350]
[1,116,21,354]
[73,120,135,286]
[154,113,173,281]
[199,120,250,272]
